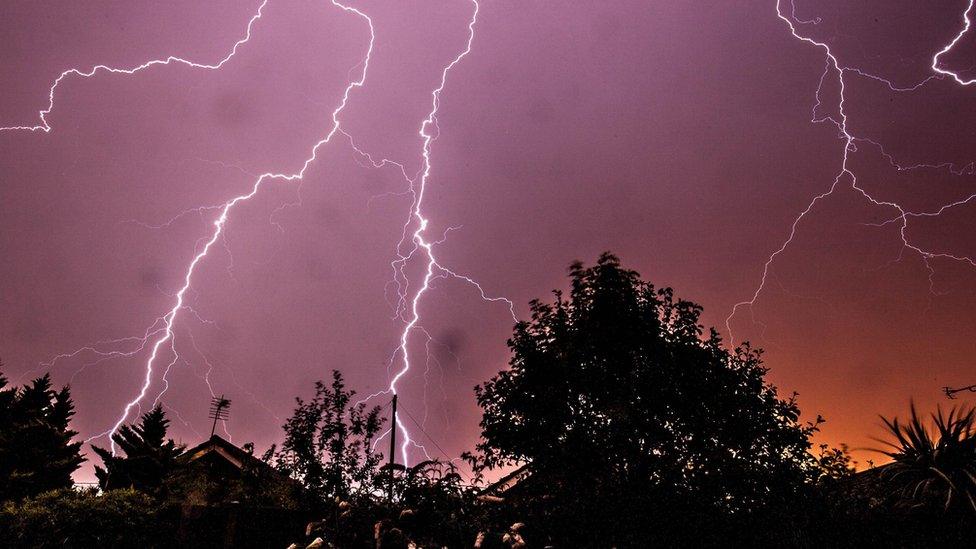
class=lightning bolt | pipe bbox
[1,1,271,133]
[346,0,518,467]
[933,0,976,86]
[727,1,976,343]
[93,0,376,451]
[7,0,514,470]
[5,0,376,451]
[29,0,976,469]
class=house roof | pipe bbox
[479,464,533,499]
[180,434,275,474]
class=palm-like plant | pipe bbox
[875,403,976,513]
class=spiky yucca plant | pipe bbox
[875,403,976,513]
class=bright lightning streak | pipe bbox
[727,1,976,343]
[60,0,377,452]
[3,1,271,404]
[343,0,516,467]
[0,1,270,133]
[726,1,855,343]
[10,0,511,469]
[385,0,483,466]
[933,0,976,85]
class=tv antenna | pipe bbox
[208,395,232,437]
[943,384,976,400]
[388,393,397,502]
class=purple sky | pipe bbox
[4,0,976,480]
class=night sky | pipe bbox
[4,0,976,481]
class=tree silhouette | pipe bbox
[0,368,84,500]
[267,370,385,503]
[467,253,822,544]
[93,405,184,493]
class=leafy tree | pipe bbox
[267,370,385,503]
[93,405,184,494]
[467,253,824,544]
[875,402,976,513]
[0,367,84,501]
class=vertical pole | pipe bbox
[210,395,223,438]
[388,393,397,503]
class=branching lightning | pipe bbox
[1,0,271,133]
[344,0,517,466]
[933,0,976,86]
[14,0,976,472]
[6,0,515,469]
[94,0,376,451]
[5,0,376,451]
[727,0,976,342]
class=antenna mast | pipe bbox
[388,393,397,502]
[944,384,976,399]
[208,395,232,437]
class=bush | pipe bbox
[0,488,177,548]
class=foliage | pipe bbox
[0,487,177,548]
[385,460,479,546]
[875,402,976,513]
[266,370,385,503]
[92,405,185,495]
[297,460,480,548]
[814,443,857,484]
[467,253,824,544]
[0,367,84,501]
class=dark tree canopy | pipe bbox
[0,369,84,500]
[267,370,385,502]
[469,253,822,543]
[93,405,184,493]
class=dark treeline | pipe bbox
[2,253,976,547]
